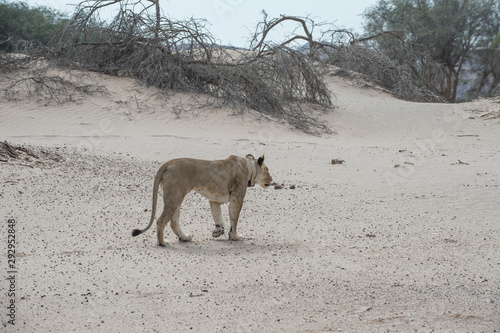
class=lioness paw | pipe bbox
[212,226,225,238]
[228,232,244,241]
[157,239,170,247]
[179,234,193,242]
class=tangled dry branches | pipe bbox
[247,13,444,103]
[42,1,333,134]
[2,0,451,132]
[322,37,445,103]
[0,141,63,167]
[0,54,108,105]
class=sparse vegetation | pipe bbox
[1,0,498,134]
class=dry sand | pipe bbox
[1,70,499,332]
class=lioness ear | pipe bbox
[258,155,265,165]
[246,154,255,160]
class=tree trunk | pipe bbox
[441,66,454,102]
[451,69,460,102]
[475,70,490,98]
[486,76,499,97]
[155,0,160,40]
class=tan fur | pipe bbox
[132,154,272,246]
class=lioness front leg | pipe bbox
[228,197,244,241]
[210,200,225,238]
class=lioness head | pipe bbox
[254,155,272,188]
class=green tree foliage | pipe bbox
[364,0,499,101]
[491,33,500,50]
[0,0,69,51]
[472,1,500,97]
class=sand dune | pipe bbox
[1,68,499,332]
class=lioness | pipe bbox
[132,154,272,246]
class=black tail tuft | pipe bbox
[131,229,142,237]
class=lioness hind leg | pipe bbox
[209,201,225,238]
[157,210,171,247]
[170,206,192,242]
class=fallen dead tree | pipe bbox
[42,1,333,134]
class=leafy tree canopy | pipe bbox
[0,0,69,50]
[363,0,499,101]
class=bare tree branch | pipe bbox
[353,31,406,45]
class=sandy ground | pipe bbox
[1,69,499,332]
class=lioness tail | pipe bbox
[131,163,166,238]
